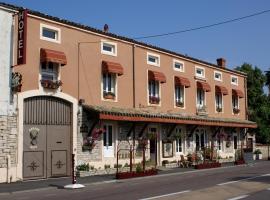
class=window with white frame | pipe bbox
[232,95,239,109]
[215,93,223,112]
[175,85,184,107]
[173,59,184,72]
[231,76,238,85]
[40,24,60,43]
[148,80,160,104]
[195,129,206,151]
[101,41,117,56]
[41,62,59,81]
[147,53,160,66]
[195,66,205,78]
[214,71,222,81]
[218,138,222,151]
[103,125,113,148]
[175,127,182,153]
[197,88,205,108]
[103,73,116,100]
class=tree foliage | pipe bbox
[235,63,270,144]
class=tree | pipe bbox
[235,63,270,144]
[266,70,270,95]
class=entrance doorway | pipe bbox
[23,96,72,180]
[149,127,157,165]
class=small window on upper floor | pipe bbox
[195,66,205,78]
[173,59,184,72]
[40,24,61,43]
[147,52,160,66]
[231,76,238,85]
[101,41,117,56]
[214,71,222,81]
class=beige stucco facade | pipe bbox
[0,4,256,182]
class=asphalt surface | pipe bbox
[0,161,269,200]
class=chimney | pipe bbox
[103,24,109,33]
[217,58,226,68]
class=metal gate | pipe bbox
[23,96,72,180]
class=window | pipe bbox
[41,62,59,81]
[176,138,182,153]
[175,86,184,107]
[197,88,205,108]
[101,41,117,56]
[231,76,238,85]
[232,95,240,114]
[195,129,206,151]
[215,93,223,112]
[195,66,205,78]
[234,136,238,150]
[232,95,239,109]
[148,80,160,104]
[103,73,116,100]
[218,138,222,151]
[103,125,113,148]
[40,24,60,43]
[214,71,222,81]
[173,59,184,72]
[147,52,160,66]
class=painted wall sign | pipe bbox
[17,9,27,65]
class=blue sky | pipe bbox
[3,0,270,72]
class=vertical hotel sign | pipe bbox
[17,9,27,65]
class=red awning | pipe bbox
[148,70,166,83]
[175,76,190,88]
[232,89,244,98]
[197,81,211,92]
[102,61,124,76]
[40,48,67,66]
[215,85,229,95]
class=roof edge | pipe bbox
[0,1,247,77]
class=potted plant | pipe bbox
[216,107,222,113]
[253,149,262,160]
[233,107,240,114]
[149,96,160,104]
[103,91,115,100]
[175,101,184,108]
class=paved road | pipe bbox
[1,161,270,200]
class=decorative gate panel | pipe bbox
[23,96,71,180]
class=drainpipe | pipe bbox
[6,155,11,183]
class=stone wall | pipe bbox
[0,115,17,168]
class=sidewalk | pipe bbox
[0,162,245,194]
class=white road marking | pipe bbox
[227,195,249,200]
[138,190,191,200]
[217,173,270,186]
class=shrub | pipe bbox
[124,163,130,167]
[114,164,122,168]
[136,164,143,173]
[76,163,89,171]
[162,160,169,166]
[254,149,262,154]
[104,164,110,169]
[170,160,177,164]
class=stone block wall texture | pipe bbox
[0,115,17,168]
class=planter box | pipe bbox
[253,154,262,160]
[76,170,97,177]
[165,163,178,168]
[116,169,158,179]
[234,160,245,165]
[195,162,221,170]
[218,158,234,163]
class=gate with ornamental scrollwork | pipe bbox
[23,96,71,180]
